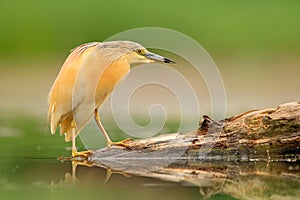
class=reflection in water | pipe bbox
[58,156,300,200]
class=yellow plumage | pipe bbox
[48,42,130,142]
[47,40,175,157]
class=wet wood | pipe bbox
[81,102,300,199]
[90,102,300,161]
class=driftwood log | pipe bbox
[76,102,300,199]
[89,102,300,161]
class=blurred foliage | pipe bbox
[0,0,300,59]
[0,2,298,199]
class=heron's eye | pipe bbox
[135,49,142,54]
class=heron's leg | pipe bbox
[71,120,93,158]
[94,109,113,145]
[71,120,77,157]
[71,160,78,183]
[94,109,133,147]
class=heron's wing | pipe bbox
[70,45,121,134]
[48,42,131,142]
[48,42,102,134]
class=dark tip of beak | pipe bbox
[164,58,176,64]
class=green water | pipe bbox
[1,117,299,200]
[0,117,237,200]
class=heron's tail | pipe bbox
[59,115,77,142]
[48,101,76,142]
[48,102,59,134]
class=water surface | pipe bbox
[0,117,299,200]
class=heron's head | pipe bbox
[98,41,175,65]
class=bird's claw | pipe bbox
[104,168,131,183]
[108,138,133,148]
[72,150,93,159]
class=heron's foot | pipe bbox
[104,168,131,183]
[108,138,133,148]
[72,150,93,159]
[72,159,94,168]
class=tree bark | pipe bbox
[90,102,300,161]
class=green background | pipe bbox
[1,0,300,57]
[0,1,299,200]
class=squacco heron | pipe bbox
[48,41,175,157]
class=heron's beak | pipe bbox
[144,52,176,64]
